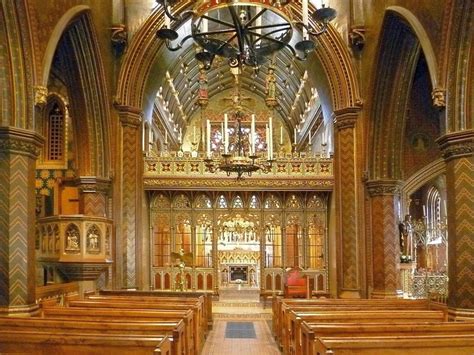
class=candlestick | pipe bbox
[268,116,273,159]
[206,120,211,157]
[308,130,312,144]
[224,114,228,154]
[165,5,171,28]
[294,129,297,145]
[251,114,256,155]
[280,126,283,145]
[302,0,308,40]
[266,124,270,160]
[165,130,168,144]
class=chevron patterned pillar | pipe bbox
[333,107,363,298]
[438,130,474,320]
[0,127,43,315]
[116,106,143,289]
[366,180,403,299]
[76,176,111,217]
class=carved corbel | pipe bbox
[34,86,48,108]
[349,26,367,52]
[110,24,128,57]
[431,88,446,109]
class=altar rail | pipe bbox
[152,267,215,293]
[144,151,333,190]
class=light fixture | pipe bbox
[156,0,337,70]
[204,110,274,179]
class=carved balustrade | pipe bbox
[144,151,333,190]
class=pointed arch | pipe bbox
[42,10,111,177]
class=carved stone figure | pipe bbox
[66,230,80,251]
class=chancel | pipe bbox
[0,0,473,354]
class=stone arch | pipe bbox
[41,10,111,178]
[369,10,432,180]
[115,2,360,114]
[386,6,440,90]
[40,5,90,87]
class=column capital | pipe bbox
[75,176,111,193]
[0,127,44,158]
[437,129,474,161]
[332,107,361,130]
[34,86,48,108]
[366,179,403,197]
[115,105,143,128]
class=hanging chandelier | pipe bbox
[156,0,337,70]
[204,110,274,179]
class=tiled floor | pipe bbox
[201,287,281,354]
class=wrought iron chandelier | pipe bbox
[156,0,337,70]
[204,110,274,179]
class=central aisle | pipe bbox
[201,286,281,354]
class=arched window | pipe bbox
[47,103,65,161]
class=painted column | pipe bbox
[438,131,474,320]
[0,127,43,315]
[366,180,403,298]
[333,107,363,298]
[116,105,143,289]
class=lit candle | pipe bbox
[165,130,168,144]
[280,126,283,145]
[165,5,171,29]
[266,124,270,160]
[206,120,211,157]
[268,116,273,159]
[294,129,297,145]
[302,0,309,40]
[224,114,228,154]
[308,130,312,144]
[251,114,256,155]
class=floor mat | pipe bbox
[224,321,257,339]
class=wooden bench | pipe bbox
[313,334,474,354]
[68,298,203,352]
[42,306,196,355]
[301,322,474,355]
[284,309,447,355]
[272,297,436,340]
[85,294,206,337]
[81,295,206,344]
[0,317,183,355]
[100,289,214,331]
[0,329,172,355]
[273,298,437,346]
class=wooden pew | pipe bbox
[313,334,474,354]
[85,294,206,338]
[42,306,196,355]
[68,298,203,353]
[100,289,214,331]
[0,329,172,355]
[284,309,447,355]
[301,322,474,355]
[273,298,437,342]
[0,317,184,355]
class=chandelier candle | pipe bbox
[251,114,256,155]
[224,114,229,154]
[206,119,211,157]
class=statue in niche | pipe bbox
[65,229,80,251]
[87,228,100,252]
[265,66,278,107]
[399,215,413,262]
[198,67,209,106]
